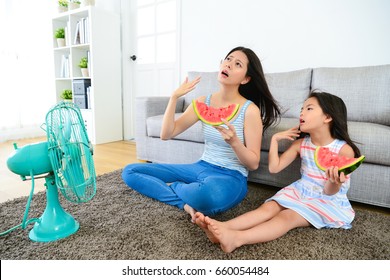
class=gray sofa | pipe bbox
[135,64,390,209]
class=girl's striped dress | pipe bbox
[267,135,355,229]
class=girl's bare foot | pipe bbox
[184,204,197,223]
[205,216,239,253]
[194,212,219,244]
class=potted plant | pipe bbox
[54,27,66,47]
[79,57,89,77]
[60,89,72,101]
[68,0,81,10]
[58,0,68,13]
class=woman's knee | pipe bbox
[122,164,134,179]
[198,189,246,216]
[121,163,145,187]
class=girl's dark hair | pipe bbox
[225,46,281,132]
[305,90,361,157]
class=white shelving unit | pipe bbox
[52,6,122,144]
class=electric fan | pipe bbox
[3,101,96,242]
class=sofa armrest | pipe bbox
[135,96,184,137]
[135,96,184,159]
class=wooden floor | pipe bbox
[0,137,141,203]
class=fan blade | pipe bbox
[46,102,96,203]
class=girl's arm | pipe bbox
[160,77,201,140]
[323,144,355,195]
[268,126,301,174]
[215,103,262,171]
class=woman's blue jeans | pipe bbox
[122,160,247,216]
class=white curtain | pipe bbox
[0,0,56,142]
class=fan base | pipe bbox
[28,176,80,242]
[29,217,79,242]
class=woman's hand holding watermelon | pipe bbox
[214,118,239,145]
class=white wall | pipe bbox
[94,0,121,13]
[180,0,390,74]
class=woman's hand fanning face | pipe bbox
[173,76,201,99]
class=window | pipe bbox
[0,0,54,141]
[136,0,177,64]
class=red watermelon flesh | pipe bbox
[193,100,240,126]
[314,146,365,175]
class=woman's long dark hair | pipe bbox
[305,91,361,157]
[225,46,281,132]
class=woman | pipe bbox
[122,46,280,221]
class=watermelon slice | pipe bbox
[192,100,240,126]
[314,146,365,175]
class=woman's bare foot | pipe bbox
[184,204,197,223]
[194,212,219,244]
[205,216,239,253]
[194,212,206,227]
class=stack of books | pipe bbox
[73,17,90,45]
[60,54,70,78]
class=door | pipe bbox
[122,0,180,139]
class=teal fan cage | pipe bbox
[2,102,96,242]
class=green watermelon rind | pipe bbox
[314,146,365,175]
[192,99,240,126]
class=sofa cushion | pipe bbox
[311,64,390,126]
[348,121,390,166]
[261,118,300,153]
[146,113,204,143]
[183,71,220,111]
[265,68,312,118]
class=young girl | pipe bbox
[195,91,361,253]
[122,46,280,221]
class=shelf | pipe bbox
[55,78,72,81]
[71,43,90,50]
[53,6,90,20]
[53,46,71,51]
[51,6,122,144]
[72,76,90,79]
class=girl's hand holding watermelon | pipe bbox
[324,166,346,195]
[326,166,346,184]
